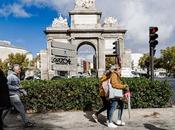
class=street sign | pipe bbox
[51,41,77,73]
[51,41,76,50]
[51,49,76,57]
[52,64,76,71]
[51,57,77,65]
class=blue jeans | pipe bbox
[107,99,124,123]
[117,99,124,120]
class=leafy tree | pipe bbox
[160,46,175,76]
[0,59,4,70]
[139,54,163,70]
[5,53,29,68]
[2,53,29,75]
[139,54,150,69]
[0,59,3,67]
[0,59,8,74]
[154,58,163,69]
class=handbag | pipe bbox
[102,79,110,97]
[108,79,123,99]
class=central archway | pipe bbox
[77,42,97,77]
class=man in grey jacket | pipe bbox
[5,64,35,127]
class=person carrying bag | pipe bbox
[92,70,112,123]
[106,65,129,128]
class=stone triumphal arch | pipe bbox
[41,0,127,79]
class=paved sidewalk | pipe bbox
[4,108,175,130]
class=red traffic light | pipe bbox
[149,27,158,34]
[149,27,158,44]
[149,26,158,47]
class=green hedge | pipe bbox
[21,77,172,112]
[122,78,172,108]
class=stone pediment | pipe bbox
[51,15,68,28]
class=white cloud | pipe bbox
[23,0,174,53]
[1,0,175,53]
[96,0,175,53]
[0,3,31,17]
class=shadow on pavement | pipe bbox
[4,113,66,130]
[83,111,107,126]
[144,123,167,130]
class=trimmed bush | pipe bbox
[21,77,172,112]
[122,78,172,108]
[21,78,101,112]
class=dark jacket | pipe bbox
[0,69,11,109]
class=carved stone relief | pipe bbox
[75,0,95,9]
[52,14,68,28]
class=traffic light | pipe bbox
[149,27,158,48]
[149,26,158,81]
[113,42,116,54]
[113,42,120,56]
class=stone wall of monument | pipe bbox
[0,40,33,61]
[43,0,129,78]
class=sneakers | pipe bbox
[24,122,35,127]
[92,114,98,123]
[116,120,125,126]
[107,122,118,128]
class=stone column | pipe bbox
[118,35,125,68]
[47,37,54,79]
[118,39,124,56]
[98,37,106,77]
[40,50,48,80]
[69,37,77,76]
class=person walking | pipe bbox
[92,70,112,123]
[108,65,129,127]
[4,64,35,127]
[0,68,11,130]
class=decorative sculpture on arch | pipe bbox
[103,17,118,27]
[75,0,95,9]
[52,14,68,28]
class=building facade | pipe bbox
[41,0,128,79]
[0,40,33,61]
[131,53,144,71]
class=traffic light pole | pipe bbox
[113,41,121,68]
[149,26,158,81]
[150,46,154,81]
[115,55,121,68]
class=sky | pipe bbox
[0,0,175,57]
